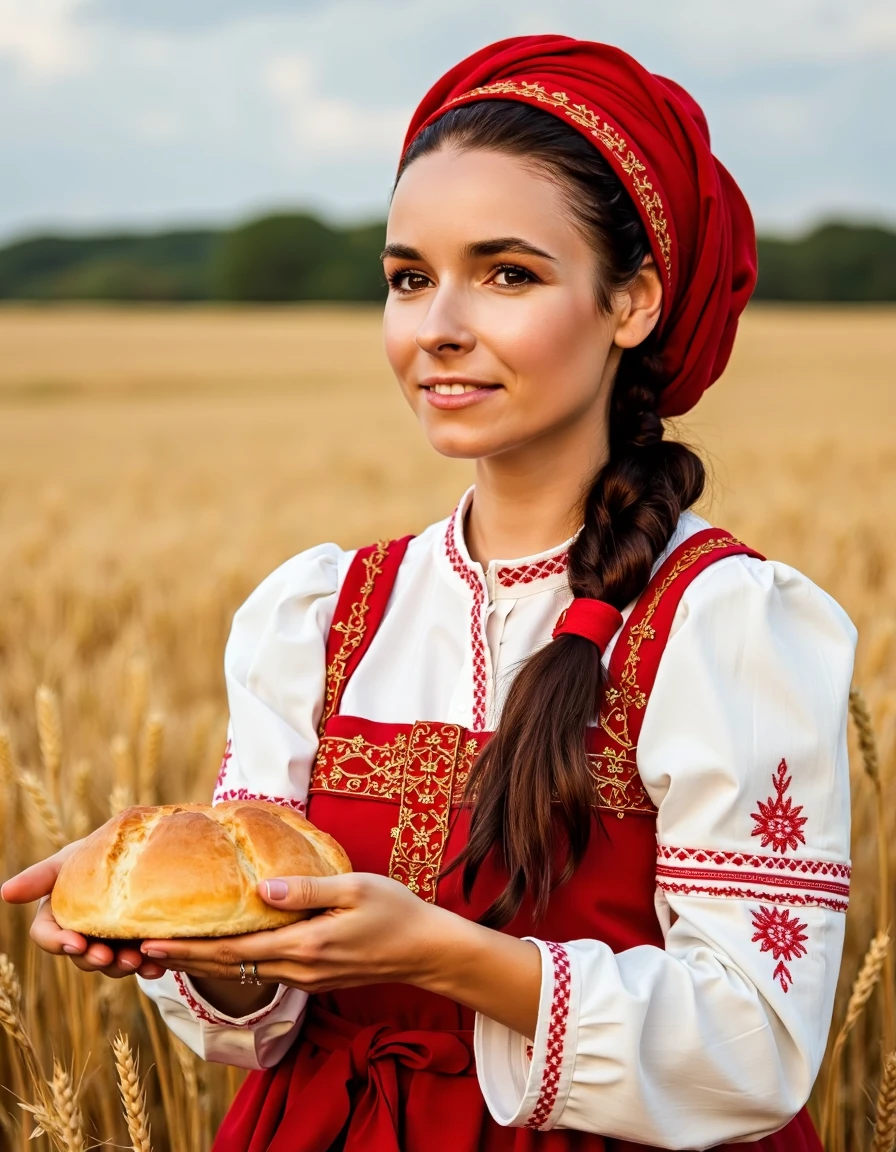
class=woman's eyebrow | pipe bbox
[379,237,558,262]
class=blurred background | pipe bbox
[0,3,894,1150]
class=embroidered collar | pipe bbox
[442,486,576,599]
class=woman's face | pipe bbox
[382,147,630,464]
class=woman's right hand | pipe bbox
[1,843,165,980]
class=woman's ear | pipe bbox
[613,256,663,350]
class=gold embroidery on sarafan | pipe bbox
[387,722,465,901]
[441,80,673,283]
[598,535,745,816]
[317,540,389,736]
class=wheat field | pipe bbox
[0,303,893,1150]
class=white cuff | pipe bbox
[473,938,578,1131]
[136,969,309,1070]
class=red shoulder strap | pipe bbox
[318,535,414,732]
[606,527,765,747]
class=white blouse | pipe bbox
[137,485,857,1148]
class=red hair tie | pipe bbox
[552,599,623,651]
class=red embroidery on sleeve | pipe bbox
[751,758,807,854]
[750,906,809,993]
[526,942,571,1130]
[214,738,233,791]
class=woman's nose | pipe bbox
[414,287,476,356]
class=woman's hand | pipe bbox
[1,845,165,981]
[140,872,448,994]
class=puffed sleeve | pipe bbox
[137,541,355,1070]
[474,553,857,1147]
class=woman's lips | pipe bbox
[422,384,501,410]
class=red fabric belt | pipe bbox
[269,1004,476,1152]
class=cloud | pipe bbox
[79,0,331,34]
[265,53,411,160]
[0,0,89,78]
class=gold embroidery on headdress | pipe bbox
[441,80,673,283]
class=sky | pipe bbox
[0,0,894,244]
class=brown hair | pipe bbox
[393,101,706,928]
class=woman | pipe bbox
[2,34,856,1151]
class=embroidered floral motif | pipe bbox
[387,723,468,902]
[751,758,807,854]
[444,511,489,730]
[311,727,482,808]
[443,80,673,283]
[211,788,306,814]
[750,906,809,993]
[312,732,409,800]
[527,942,572,1130]
[496,553,569,587]
[318,540,389,735]
[214,738,232,792]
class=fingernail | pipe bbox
[120,958,138,970]
[144,949,167,959]
[62,944,81,955]
[265,879,288,900]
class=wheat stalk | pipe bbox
[126,656,150,751]
[50,1058,86,1151]
[872,1051,896,1152]
[170,1033,202,1151]
[112,1031,153,1152]
[17,769,67,849]
[71,757,92,838]
[850,686,895,1055]
[111,732,135,800]
[0,723,14,826]
[138,714,164,806]
[822,931,892,1149]
[35,684,63,804]
[0,954,69,1149]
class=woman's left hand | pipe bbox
[139,872,447,994]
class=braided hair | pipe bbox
[393,100,706,927]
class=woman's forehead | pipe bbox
[386,149,580,256]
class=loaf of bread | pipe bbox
[51,800,352,938]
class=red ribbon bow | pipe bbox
[552,599,622,651]
[267,1005,476,1152]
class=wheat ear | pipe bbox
[35,684,63,804]
[872,1051,896,1152]
[50,1059,86,1151]
[17,769,66,849]
[111,1031,153,1152]
[822,931,892,1149]
[0,955,68,1148]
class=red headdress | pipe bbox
[398,35,757,418]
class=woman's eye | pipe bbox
[388,270,429,293]
[493,265,534,288]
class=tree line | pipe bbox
[0,213,894,303]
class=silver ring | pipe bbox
[251,961,262,986]
[240,960,262,986]
[239,960,248,985]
